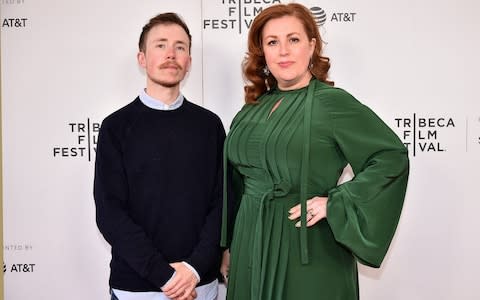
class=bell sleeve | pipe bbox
[325,88,409,268]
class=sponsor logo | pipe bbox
[4,244,33,251]
[1,0,25,4]
[310,7,327,26]
[203,0,281,33]
[4,263,36,273]
[466,115,480,152]
[203,1,357,34]
[478,117,480,146]
[52,118,99,162]
[394,114,457,156]
[4,242,36,274]
[2,18,27,27]
[330,12,356,22]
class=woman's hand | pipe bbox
[288,196,328,227]
[220,249,230,285]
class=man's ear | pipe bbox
[186,56,192,73]
[137,51,146,68]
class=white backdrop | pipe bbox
[2,0,480,299]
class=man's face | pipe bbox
[137,23,191,88]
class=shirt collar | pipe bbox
[139,89,184,111]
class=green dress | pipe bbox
[222,79,409,300]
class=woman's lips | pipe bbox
[278,61,294,68]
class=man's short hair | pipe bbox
[138,12,192,53]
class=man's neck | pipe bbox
[145,83,181,105]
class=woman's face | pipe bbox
[261,15,315,91]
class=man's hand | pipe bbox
[220,249,230,285]
[162,262,199,300]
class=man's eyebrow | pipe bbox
[151,38,188,45]
[151,38,167,43]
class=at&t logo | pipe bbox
[3,262,36,273]
[310,7,357,26]
[2,18,27,27]
[310,7,327,26]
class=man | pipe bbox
[94,13,225,300]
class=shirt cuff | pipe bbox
[182,261,201,282]
[161,271,176,289]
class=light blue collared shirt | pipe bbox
[139,88,184,110]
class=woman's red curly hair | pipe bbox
[242,3,333,104]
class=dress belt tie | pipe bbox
[251,180,292,298]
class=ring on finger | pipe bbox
[307,209,314,219]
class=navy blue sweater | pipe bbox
[94,98,225,291]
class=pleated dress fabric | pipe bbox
[222,79,409,300]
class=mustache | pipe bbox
[160,62,182,70]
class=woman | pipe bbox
[221,3,409,300]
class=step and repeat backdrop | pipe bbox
[2,0,480,299]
